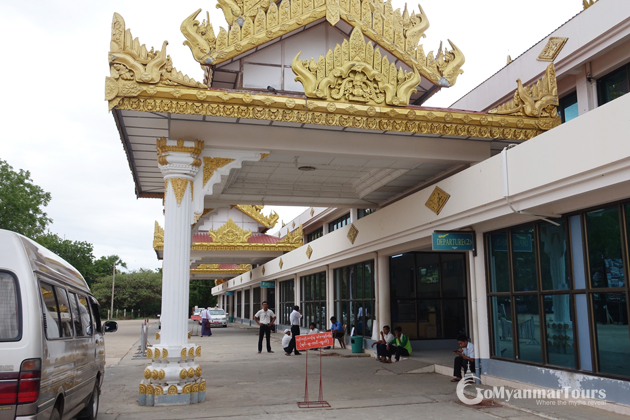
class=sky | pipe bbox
[0,0,583,271]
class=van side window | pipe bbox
[0,272,21,341]
[68,292,84,337]
[89,296,103,334]
[40,282,61,339]
[76,294,93,336]
[54,287,74,338]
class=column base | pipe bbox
[138,344,205,407]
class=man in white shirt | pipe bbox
[289,306,302,355]
[254,301,276,353]
[282,329,294,355]
[452,334,475,382]
[200,307,210,337]
[308,322,320,334]
[370,325,395,362]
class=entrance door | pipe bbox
[389,252,468,340]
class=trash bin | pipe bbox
[351,336,363,353]
[229,316,234,323]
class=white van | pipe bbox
[0,229,117,420]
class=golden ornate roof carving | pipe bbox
[153,220,303,251]
[106,13,205,111]
[180,0,464,87]
[293,27,421,106]
[191,264,251,274]
[209,218,252,243]
[235,205,280,229]
[537,38,568,62]
[489,63,559,123]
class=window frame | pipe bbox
[357,208,376,219]
[278,280,295,325]
[333,260,375,337]
[597,62,630,106]
[0,270,23,342]
[559,90,578,123]
[484,201,630,381]
[329,213,350,232]
[307,227,324,243]
[300,272,326,330]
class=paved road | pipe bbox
[96,321,630,420]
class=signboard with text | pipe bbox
[260,281,275,288]
[225,291,235,296]
[296,332,333,350]
[432,232,475,251]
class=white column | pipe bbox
[576,64,595,116]
[249,287,254,321]
[350,208,358,223]
[294,274,300,324]
[141,138,204,405]
[377,253,390,334]
[241,290,245,319]
[327,265,334,328]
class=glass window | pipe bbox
[55,286,73,338]
[543,294,575,368]
[300,273,326,330]
[357,208,376,219]
[76,296,93,337]
[236,291,242,318]
[592,293,630,377]
[253,287,261,314]
[0,272,20,341]
[488,233,510,292]
[334,261,374,337]
[515,295,542,363]
[559,91,578,123]
[598,63,629,106]
[390,253,467,340]
[40,282,61,339]
[278,280,294,325]
[539,220,571,291]
[329,213,350,232]
[512,226,537,292]
[244,289,250,319]
[307,227,323,243]
[68,292,84,337]
[491,296,514,358]
[585,206,625,288]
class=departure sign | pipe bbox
[432,232,475,251]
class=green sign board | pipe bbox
[225,291,235,296]
[261,281,275,288]
[432,232,475,251]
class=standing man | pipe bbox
[254,301,276,353]
[289,305,302,355]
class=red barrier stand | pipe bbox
[295,332,333,408]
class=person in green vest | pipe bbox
[389,326,412,363]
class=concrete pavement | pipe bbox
[96,320,630,420]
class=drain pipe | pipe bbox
[501,145,561,226]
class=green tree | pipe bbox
[189,280,217,313]
[0,159,52,238]
[35,232,97,284]
[93,255,127,278]
[91,269,162,318]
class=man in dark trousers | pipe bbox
[289,305,302,355]
[254,301,276,353]
[452,334,475,382]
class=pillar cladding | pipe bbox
[140,138,205,407]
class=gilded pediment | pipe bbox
[292,27,420,106]
[181,0,464,87]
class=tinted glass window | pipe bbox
[55,287,74,338]
[40,282,61,339]
[68,292,83,337]
[559,91,578,123]
[0,273,20,341]
[598,64,629,105]
[585,206,625,288]
[76,294,93,336]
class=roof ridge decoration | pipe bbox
[180,0,465,87]
[153,221,165,249]
[209,218,252,243]
[191,264,251,274]
[292,26,421,106]
[235,205,280,229]
[489,63,559,129]
[106,13,206,111]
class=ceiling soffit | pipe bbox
[181,0,465,88]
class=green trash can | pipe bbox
[229,316,234,323]
[351,336,363,353]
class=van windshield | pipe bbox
[0,272,20,341]
[209,310,225,315]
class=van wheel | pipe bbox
[77,383,100,420]
[50,407,61,420]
